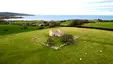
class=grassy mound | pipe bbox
[0,25,113,64]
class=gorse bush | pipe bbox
[60,34,74,44]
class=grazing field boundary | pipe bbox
[60,25,113,31]
[76,26,113,31]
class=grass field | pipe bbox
[83,22,113,29]
[0,25,113,64]
[60,20,72,26]
[0,25,36,35]
[12,20,43,25]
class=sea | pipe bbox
[8,15,113,21]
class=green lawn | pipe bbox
[83,22,113,29]
[0,25,113,64]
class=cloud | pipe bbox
[89,0,113,3]
[0,0,113,15]
[87,0,113,13]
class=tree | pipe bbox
[49,21,60,27]
[60,34,74,44]
[69,19,89,26]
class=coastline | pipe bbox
[6,15,113,21]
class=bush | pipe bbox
[97,19,111,22]
[69,19,89,26]
[29,22,37,26]
[60,34,74,44]
[88,20,97,23]
[97,19,102,22]
[4,29,8,31]
[46,37,54,46]
[38,24,44,29]
[59,20,67,22]
[43,21,49,26]
[22,24,28,29]
[23,26,28,29]
[49,21,60,27]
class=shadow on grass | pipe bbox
[0,25,61,36]
[0,25,38,36]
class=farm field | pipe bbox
[0,25,113,64]
[83,22,113,29]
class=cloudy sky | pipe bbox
[0,0,113,15]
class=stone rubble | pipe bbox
[32,31,80,50]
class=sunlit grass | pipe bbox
[83,22,113,29]
[0,25,113,64]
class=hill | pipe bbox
[0,12,34,16]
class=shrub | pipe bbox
[29,22,37,26]
[23,26,28,29]
[25,23,30,26]
[22,24,28,29]
[49,21,60,27]
[69,19,89,26]
[97,19,111,22]
[46,37,54,46]
[38,24,44,29]
[43,21,49,26]
[11,22,24,26]
[60,34,74,44]
[88,20,97,23]
[97,19,102,22]
[59,20,67,22]
[4,29,8,31]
